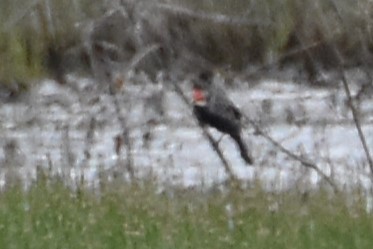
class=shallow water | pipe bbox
[0,75,372,191]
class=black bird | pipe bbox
[192,71,254,165]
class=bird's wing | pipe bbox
[208,87,242,122]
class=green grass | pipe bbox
[0,0,102,85]
[0,176,372,249]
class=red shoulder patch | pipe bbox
[193,89,206,102]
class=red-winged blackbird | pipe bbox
[192,71,254,165]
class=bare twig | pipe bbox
[81,116,96,167]
[110,92,135,180]
[242,38,335,79]
[3,0,40,31]
[126,44,161,71]
[86,23,161,179]
[317,1,373,179]
[110,44,162,180]
[243,116,339,192]
[154,3,270,27]
[62,125,75,168]
[333,49,373,177]
[87,45,133,181]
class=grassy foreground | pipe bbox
[0,177,372,249]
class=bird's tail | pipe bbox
[232,134,254,165]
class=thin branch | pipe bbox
[317,1,373,179]
[125,44,161,71]
[333,48,373,177]
[81,116,96,167]
[113,44,162,179]
[62,125,75,168]
[243,116,339,192]
[242,38,336,79]
[107,44,162,180]
[87,41,135,181]
[86,30,161,179]
[154,3,270,27]
[111,93,135,180]
[3,0,40,31]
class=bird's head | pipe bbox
[192,70,213,106]
[192,86,206,106]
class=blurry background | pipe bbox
[0,1,373,248]
[1,0,372,188]
[1,0,373,188]
[1,0,372,88]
